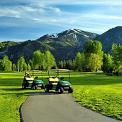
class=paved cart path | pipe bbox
[21,93,120,122]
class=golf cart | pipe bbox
[45,69,73,94]
[22,72,45,90]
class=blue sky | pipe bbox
[0,0,122,41]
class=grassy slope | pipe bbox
[0,72,122,121]
[0,72,42,122]
[71,73,122,120]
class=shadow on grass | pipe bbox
[0,92,30,96]
[30,91,69,96]
[0,87,69,96]
[0,87,38,96]
[0,87,23,91]
[0,74,122,88]
[0,78,22,86]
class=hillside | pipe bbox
[0,26,122,62]
[0,41,17,51]
[2,29,98,62]
[96,26,122,51]
[0,41,18,57]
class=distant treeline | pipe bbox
[58,41,122,75]
[0,40,121,75]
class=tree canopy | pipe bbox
[1,55,12,71]
[112,43,122,74]
[83,40,103,71]
[17,56,27,72]
[102,53,113,73]
[32,50,56,70]
[74,52,85,71]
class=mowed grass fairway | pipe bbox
[0,72,122,122]
[72,73,122,120]
[0,72,44,122]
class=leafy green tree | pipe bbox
[63,60,66,69]
[102,53,113,73]
[17,56,27,72]
[32,50,45,69]
[84,40,102,54]
[32,50,56,70]
[27,64,31,71]
[84,40,103,72]
[42,53,47,70]
[72,60,76,70]
[2,55,12,71]
[58,60,74,69]
[75,52,85,71]
[12,64,17,71]
[0,59,4,70]
[66,60,74,70]
[23,63,27,71]
[112,44,122,74]
[44,50,56,70]
[86,53,103,72]
[58,61,64,69]
[29,59,34,70]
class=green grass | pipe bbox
[71,73,122,120]
[0,72,43,122]
[0,72,122,121]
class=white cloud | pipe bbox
[81,14,122,20]
[0,8,20,18]
[0,0,122,34]
[26,0,122,6]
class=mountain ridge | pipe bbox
[96,26,122,51]
[0,27,122,62]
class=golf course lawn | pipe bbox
[71,73,122,121]
[0,72,122,122]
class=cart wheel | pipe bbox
[68,87,73,93]
[45,88,49,93]
[35,85,38,90]
[31,85,35,90]
[22,83,26,89]
[58,87,64,94]
[22,84,24,89]
[41,84,45,89]
[22,83,24,89]
[45,85,49,93]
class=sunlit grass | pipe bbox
[71,74,122,120]
[0,72,42,122]
[0,72,122,121]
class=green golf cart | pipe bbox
[22,72,45,90]
[45,69,73,94]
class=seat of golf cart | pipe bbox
[49,77,59,85]
[25,77,34,83]
[25,77,34,80]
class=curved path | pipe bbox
[21,93,120,122]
